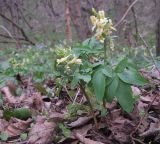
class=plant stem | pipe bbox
[104,38,107,65]
[79,82,98,127]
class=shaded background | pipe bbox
[0,0,160,55]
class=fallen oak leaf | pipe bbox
[28,116,57,144]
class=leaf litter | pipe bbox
[0,66,159,144]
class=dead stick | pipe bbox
[138,33,160,76]
[130,93,159,136]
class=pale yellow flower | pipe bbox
[98,11,105,19]
[90,16,98,31]
[90,9,116,43]
[68,57,82,65]
[57,55,70,64]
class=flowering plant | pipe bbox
[54,9,148,125]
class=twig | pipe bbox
[132,137,145,144]
[130,93,159,136]
[114,0,140,28]
[138,33,160,76]
[73,88,80,104]
[63,86,73,102]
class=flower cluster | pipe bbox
[57,55,82,65]
[90,9,115,43]
[55,45,82,66]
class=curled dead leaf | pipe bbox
[67,116,93,128]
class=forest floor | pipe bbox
[0,66,159,144]
[0,48,160,144]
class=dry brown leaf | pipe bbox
[1,86,44,111]
[109,117,134,143]
[73,124,92,136]
[131,86,141,96]
[74,132,104,144]
[0,87,26,106]
[67,116,92,128]
[28,116,57,144]
[0,119,9,132]
[49,112,66,123]
[3,118,32,137]
[0,110,3,118]
[140,96,152,104]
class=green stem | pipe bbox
[104,38,107,65]
[79,82,98,127]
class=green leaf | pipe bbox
[115,80,135,113]
[13,108,31,120]
[20,133,28,140]
[0,61,10,71]
[102,65,113,77]
[115,57,128,73]
[105,75,119,103]
[71,74,91,89]
[118,69,148,86]
[34,83,48,95]
[3,108,31,120]
[71,76,79,89]
[0,93,3,107]
[77,74,91,83]
[92,69,106,101]
[59,123,71,138]
[0,132,9,141]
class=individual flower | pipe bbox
[98,11,105,19]
[68,57,82,65]
[57,55,70,64]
